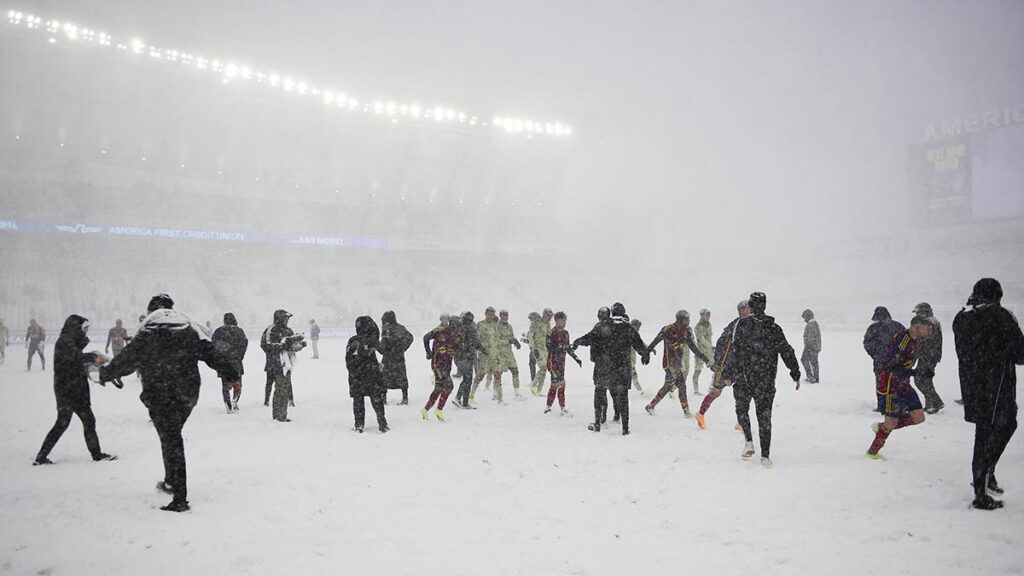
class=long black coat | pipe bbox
[378,313,413,390]
[212,322,248,377]
[574,317,647,391]
[721,313,800,387]
[53,315,99,409]
[347,316,384,398]
[100,309,237,409]
[953,304,1024,425]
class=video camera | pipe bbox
[283,333,308,352]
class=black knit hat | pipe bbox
[967,278,1003,306]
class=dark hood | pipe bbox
[611,303,626,317]
[60,314,90,348]
[355,316,380,344]
[273,309,292,326]
[382,311,397,326]
[967,278,1003,306]
[871,307,891,322]
[223,313,237,326]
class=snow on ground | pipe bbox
[0,329,1021,576]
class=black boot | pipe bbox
[161,499,190,512]
[987,474,1004,495]
[93,453,118,462]
[972,494,1004,510]
[33,456,54,466]
[587,422,601,432]
[156,481,175,495]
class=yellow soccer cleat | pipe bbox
[421,408,429,421]
[695,413,707,430]
[436,410,446,423]
[865,452,886,461]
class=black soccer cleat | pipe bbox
[33,456,54,466]
[93,453,118,462]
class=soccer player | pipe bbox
[644,310,711,418]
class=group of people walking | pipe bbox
[22,277,1022,514]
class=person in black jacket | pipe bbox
[347,316,388,433]
[952,278,1024,510]
[721,292,800,467]
[801,309,821,383]
[212,313,248,414]
[574,307,612,431]
[864,306,905,411]
[451,312,485,409]
[379,311,413,406]
[34,315,115,465]
[99,294,239,512]
[574,303,649,435]
[262,309,302,422]
[912,302,945,414]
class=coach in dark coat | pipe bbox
[347,316,388,432]
[379,311,413,405]
[953,278,1024,510]
[34,315,115,465]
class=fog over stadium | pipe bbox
[1,2,1023,575]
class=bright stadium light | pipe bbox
[4,7,575,138]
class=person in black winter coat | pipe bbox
[451,312,485,409]
[379,311,414,406]
[34,315,115,465]
[99,294,239,512]
[721,292,800,466]
[262,309,296,414]
[574,307,614,429]
[212,313,248,413]
[573,303,649,435]
[801,309,821,383]
[912,302,945,414]
[952,278,1024,510]
[864,306,906,410]
[347,316,388,433]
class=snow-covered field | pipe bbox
[1,329,1020,575]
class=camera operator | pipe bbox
[261,309,305,422]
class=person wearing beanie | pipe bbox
[953,278,1023,510]
[574,307,615,430]
[912,302,944,414]
[866,315,934,461]
[801,309,821,384]
[574,303,650,435]
[99,293,239,512]
[644,310,712,418]
[721,292,800,467]
[451,312,485,409]
[495,309,524,399]
[544,311,581,415]
[212,313,248,413]
[523,312,541,382]
[696,300,751,431]
[379,311,413,406]
[692,309,714,395]
[34,315,115,466]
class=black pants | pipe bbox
[734,383,776,458]
[914,361,943,409]
[265,372,294,405]
[972,419,1017,497]
[593,385,609,425]
[801,349,819,382]
[454,358,474,407]
[609,386,630,431]
[149,403,194,503]
[354,394,387,429]
[38,405,102,460]
[27,342,45,369]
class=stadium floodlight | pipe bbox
[4,7,575,138]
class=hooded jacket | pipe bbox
[953,297,1024,426]
[262,310,295,375]
[346,316,384,397]
[574,303,649,390]
[100,308,237,409]
[913,308,943,366]
[379,311,413,388]
[212,313,249,377]
[53,315,100,409]
[863,307,906,369]
[721,312,800,386]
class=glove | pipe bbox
[790,369,801,382]
[641,354,651,366]
[574,357,583,368]
[649,348,657,356]
[917,367,935,380]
